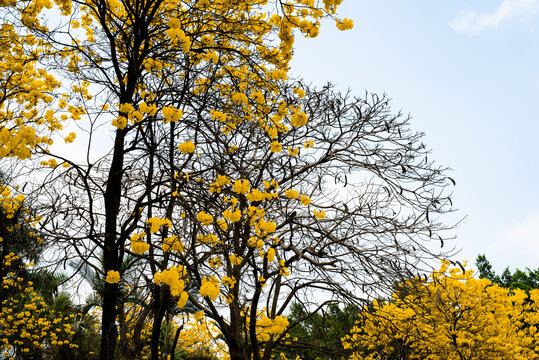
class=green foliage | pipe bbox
[476,254,539,292]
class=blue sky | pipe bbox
[290,0,539,273]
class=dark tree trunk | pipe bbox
[99,128,126,360]
[226,335,250,360]
[169,324,183,360]
[150,286,170,360]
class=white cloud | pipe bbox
[450,0,539,35]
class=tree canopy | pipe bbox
[0,1,458,359]
[344,261,539,360]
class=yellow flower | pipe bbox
[288,147,299,156]
[223,208,242,223]
[216,174,230,186]
[248,236,264,248]
[336,18,354,31]
[290,112,308,127]
[222,275,236,288]
[279,260,290,277]
[304,140,314,148]
[111,116,127,129]
[40,158,59,168]
[270,141,282,153]
[314,209,326,219]
[256,219,276,236]
[209,256,222,269]
[199,276,220,301]
[217,219,228,231]
[229,254,242,265]
[162,106,183,123]
[300,195,311,206]
[294,87,305,98]
[130,239,150,254]
[196,233,218,244]
[162,236,184,252]
[64,132,76,143]
[105,270,120,284]
[197,211,213,226]
[267,126,278,138]
[178,141,195,154]
[266,248,276,262]
[246,189,273,201]
[147,217,171,233]
[250,90,265,104]
[285,189,299,199]
[154,265,186,297]
[129,232,148,253]
[232,179,250,194]
[177,291,189,308]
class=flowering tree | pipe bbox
[127,84,455,360]
[1,0,457,359]
[0,183,101,359]
[0,6,87,356]
[343,261,539,360]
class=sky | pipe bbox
[290,0,539,274]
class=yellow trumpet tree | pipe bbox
[0,8,63,161]
[8,0,357,358]
[343,261,539,360]
[3,1,457,360]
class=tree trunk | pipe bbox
[226,335,250,360]
[99,127,126,360]
[150,286,170,360]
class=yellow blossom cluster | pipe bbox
[0,260,91,358]
[278,260,290,277]
[178,141,196,154]
[0,186,25,219]
[229,254,242,266]
[146,217,171,233]
[130,232,150,254]
[209,174,231,194]
[255,219,276,237]
[173,312,230,360]
[105,270,120,284]
[154,265,189,308]
[0,185,42,245]
[161,235,184,253]
[343,260,539,360]
[223,208,241,223]
[196,233,218,245]
[283,189,311,207]
[284,189,299,199]
[197,211,214,226]
[40,158,59,168]
[162,106,183,123]
[243,309,289,342]
[246,189,279,202]
[199,276,220,301]
[256,314,289,342]
[0,16,65,161]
